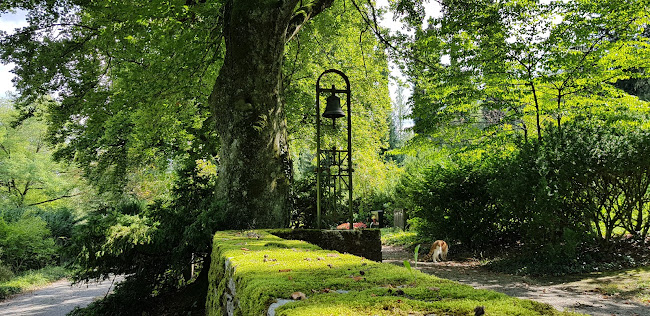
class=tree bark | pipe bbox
[208,0,298,229]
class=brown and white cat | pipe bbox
[422,240,448,263]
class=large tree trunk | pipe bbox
[208,0,297,229]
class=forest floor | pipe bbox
[0,276,122,316]
[383,245,650,316]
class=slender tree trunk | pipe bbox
[208,0,297,229]
[556,92,562,133]
[530,82,542,140]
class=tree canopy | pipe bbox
[0,1,397,301]
[0,0,395,229]
[400,0,650,145]
[0,99,82,208]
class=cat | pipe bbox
[422,240,448,263]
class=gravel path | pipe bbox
[383,246,650,316]
[0,276,122,316]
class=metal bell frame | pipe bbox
[315,69,353,230]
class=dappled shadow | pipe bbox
[383,245,650,316]
[0,276,122,316]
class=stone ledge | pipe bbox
[206,230,577,316]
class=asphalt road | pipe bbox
[0,276,121,316]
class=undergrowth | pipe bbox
[487,237,650,276]
[0,266,68,299]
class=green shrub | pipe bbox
[0,264,14,282]
[399,154,513,249]
[35,207,78,241]
[401,117,650,273]
[0,284,20,299]
[0,216,57,272]
[66,157,227,298]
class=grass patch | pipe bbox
[381,228,423,247]
[0,266,68,299]
[207,230,584,316]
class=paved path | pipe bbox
[0,276,121,316]
[383,246,650,316]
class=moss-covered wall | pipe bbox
[268,229,382,262]
[206,230,582,316]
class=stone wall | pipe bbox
[206,230,569,316]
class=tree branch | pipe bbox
[350,0,437,70]
[27,192,83,207]
[286,0,336,43]
[0,143,9,156]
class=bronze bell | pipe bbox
[323,92,345,119]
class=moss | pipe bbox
[264,242,290,248]
[207,230,585,316]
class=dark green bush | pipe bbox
[0,264,14,282]
[67,157,226,295]
[399,153,514,249]
[289,175,318,228]
[0,284,20,299]
[33,207,78,244]
[403,117,650,272]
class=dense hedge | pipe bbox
[401,120,650,273]
[269,228,382,261]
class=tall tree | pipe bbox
[0,0,350,229]
[209,0,335,228]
